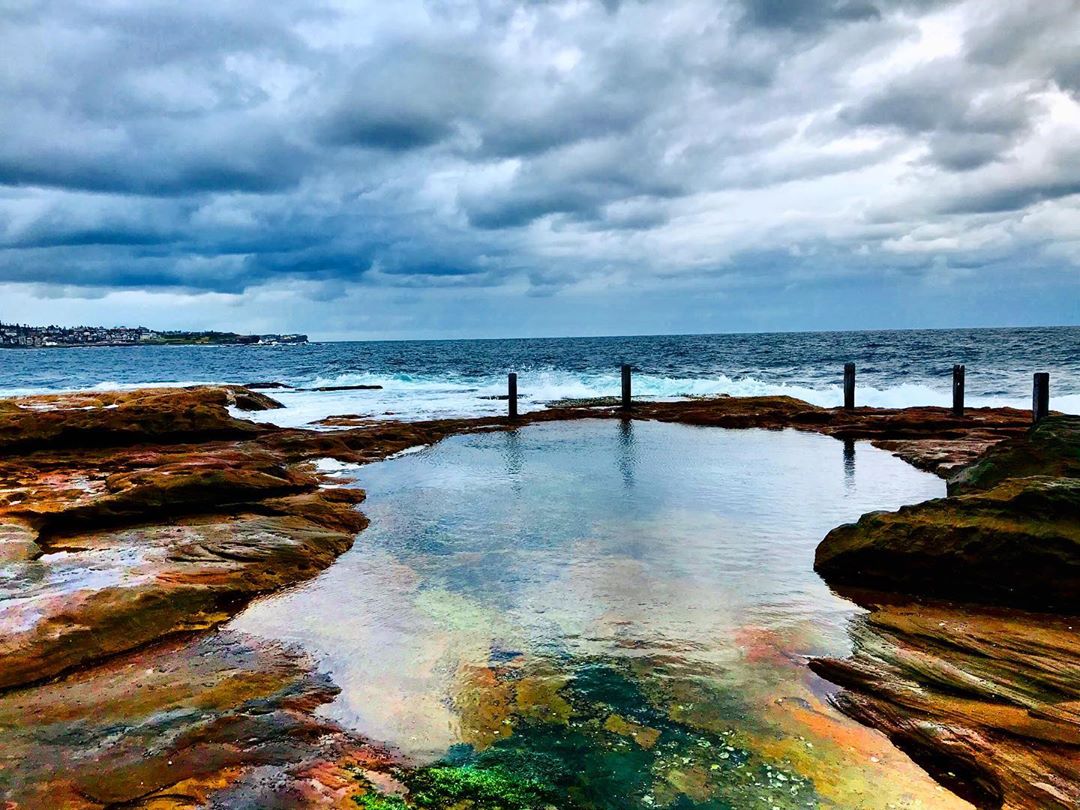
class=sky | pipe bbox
[1,0,1078,340]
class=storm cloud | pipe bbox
[0,0,1077,336]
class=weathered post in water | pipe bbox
[508,372,518,420]
[843,363,856,410]
[621,364,632,411]
[1033,372,1049,423]
[952,364,965,416]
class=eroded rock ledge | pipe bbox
[0,387,1050,807]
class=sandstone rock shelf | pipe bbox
[815,416,1080,611]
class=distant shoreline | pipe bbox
[0,323,308,349]
[0,341,310,349]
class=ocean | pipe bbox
[1,326,1077,425]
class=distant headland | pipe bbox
[0,322,307,348]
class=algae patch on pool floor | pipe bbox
[350,658,955,810]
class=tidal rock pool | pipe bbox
[233,420,968,809]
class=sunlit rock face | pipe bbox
[812,598,1080,810]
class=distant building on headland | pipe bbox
[0,322,308,348]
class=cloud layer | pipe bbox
[0,0,1078,335]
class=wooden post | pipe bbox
[1033,372,1049,424]
[507,372,518,420]
[621,364,632,411]
[843,363,855,410]
[952,364,965,416]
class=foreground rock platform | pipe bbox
[0,630,397,808]
[0,386,1061,807]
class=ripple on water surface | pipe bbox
[233,420,969,809]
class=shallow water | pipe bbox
[234,421,968,808]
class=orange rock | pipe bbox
[811,599,1080,810]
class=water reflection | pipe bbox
[234,421,964,809]
[501,428,524,494]
[617,418,636,490]
[843,439,856,492]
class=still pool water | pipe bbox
[233,421,968,809]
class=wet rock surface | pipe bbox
[0,386,280,453]
[816,475,1080,610]
[810,596,1080,810]
[0,507,364,691]
[633,398,1032,475]
[949,414,1080,493]
[0,387,402,806]
[0,630,397,809]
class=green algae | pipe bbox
[354,793,409,810]
[949,415,1080,494]
[406,764,559,809]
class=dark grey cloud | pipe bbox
[0,0,1076,317]
[841,60,1040,170]
[319,43,492,151]
[965,0,1080,95]
[738,0,881,33]
[477,91,644,158]
[943,180,1080,216]
[0,134,310,196]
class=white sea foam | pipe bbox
[228,369,1080,428]
[5,366,1077,427]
